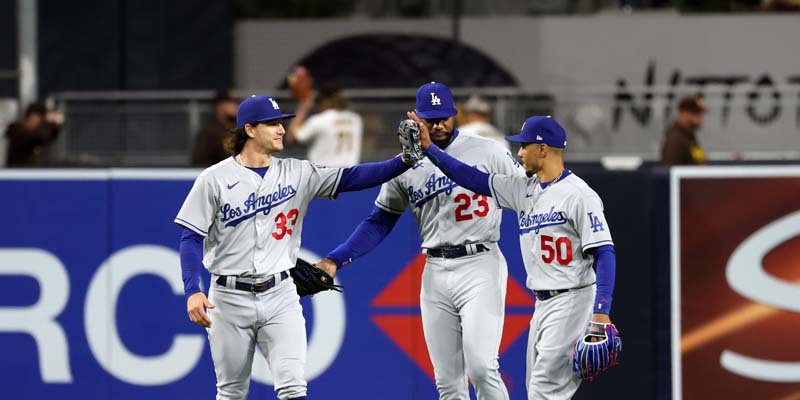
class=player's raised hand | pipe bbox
[406,111,432,149]
[187,292,215,328]
[315,258,338,278]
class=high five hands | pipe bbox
[406,111,432,149]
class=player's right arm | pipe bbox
[180,228,214,328]
[174,172,218,327]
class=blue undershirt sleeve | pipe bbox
[337,156,409,193]
[179,228,204,299]
[424,144,491,196]
[588,244,616,315]
[326,206,401,268]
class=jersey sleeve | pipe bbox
[488,173,528,211]
[174,172,218,236]
[306,161,344,199]
[571,194,614,251]
[294,113,322,143]
[492,144,525,177]
[374,178,408,215]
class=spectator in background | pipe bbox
[660,96,706,166]
[287,82,363,167]
[191,90,238,167]
[458,94,509,150]
[5,103,63,167]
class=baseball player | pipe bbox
[287,82,363,167]
[458,94,510,151]
[408,113,618,400]
[175,95,416,400]
[316,82,524,399]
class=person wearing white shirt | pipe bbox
[288,83,363,167]
[458,94,509,151]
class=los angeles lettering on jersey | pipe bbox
[220,184,298,227]
[407,172,459,208]
[518,206,568,234]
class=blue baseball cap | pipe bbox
[415,82,458,119]
[505,116,567,148]
[236,95,296,128]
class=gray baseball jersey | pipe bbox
[488,171,613,290]
[488,170,613,399]
[375,133,523,399]
[175,156,342,276]
[376,133,523,246]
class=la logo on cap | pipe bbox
[269,98,280,110]
[430,93,441,106]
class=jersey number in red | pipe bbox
[454,193,490,221]
[272,209,299,240]
[540,235,573,265]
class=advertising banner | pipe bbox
[1,170,536,399]
[671,167,800,400]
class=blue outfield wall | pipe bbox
[0,167,670,400]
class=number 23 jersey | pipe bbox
[488,172,613,291]
[376,133,524,248]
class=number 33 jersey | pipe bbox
[376,133,524,248]
[488,171,613,291]
[175,157,342,276]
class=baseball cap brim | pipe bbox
[505,133,532,143]
[254,113,296,122]
[417,108,457,119]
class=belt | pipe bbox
[425,243,490,259]
[534,283,595,301]
[216,271,289,293]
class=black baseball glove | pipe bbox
[290,258,343,297]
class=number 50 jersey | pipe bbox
[376,133,524,248]
[488,171,614,291]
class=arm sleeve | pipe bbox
[588,245,616,315]
[424,144,491,195]
[492,144,526,177]
[572,194,614,251]
[175,172,217,235]
[306,161,344,199]
[179,228,204,299]
[326,206,401,268]
[336,156,410,193]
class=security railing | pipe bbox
[46,85,800,167]
[47,88,552,167]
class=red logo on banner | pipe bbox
[370,254,534,380]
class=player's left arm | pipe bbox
[587,245,616,322]
[306,156,411,199]
[572,193,616,321]
[335,156,412,193]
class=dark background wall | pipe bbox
[0,0,233,98]
[0,0,17,97]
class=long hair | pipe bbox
[229,122,261,154]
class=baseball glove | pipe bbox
[287,65,313,102]
[397,119,425,165]
[572,321,622,381]
[290,258,342,297]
